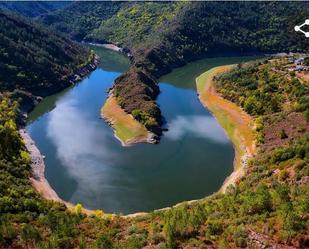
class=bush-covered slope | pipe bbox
[0,11,94,98]
[39,2,123,41]
[88,2,187,48]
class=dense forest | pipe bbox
[0,11,99,112]
[37,1,308,135]
[39,2,123,41]
[0,1,67,17]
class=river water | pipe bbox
[27,47,256,214]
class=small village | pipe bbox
[289,56,309,71]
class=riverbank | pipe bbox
[102,94,156,146]
[87,42,122,52]
[196,65,256,192]
[23,56,256,216]
[20,129,63,202]
[19,129,95,215]
[18,51,100,215]
[18,53,100,115]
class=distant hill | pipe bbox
[0,11,93,97]
[0,1,68,17]
[39,2,123,41]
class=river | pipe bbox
[26,46,257,214]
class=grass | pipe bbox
[196,65,256,190]
[101,95,149,145]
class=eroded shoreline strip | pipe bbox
[101,94,156,146]
[196,65,256,192]
[20,129,63,202]
[19,129,94,215]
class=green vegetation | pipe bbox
[89,2,187,48]
[0,2,67,17]
[102,96,149,145]
[39,2,123,41]
[0,11,93,96]
[215,60,309,117]
[37,2,308,136]
[132,109,157,129]
[110,2,308,134]
[215,58,309,151]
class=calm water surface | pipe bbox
[27,47,257,214]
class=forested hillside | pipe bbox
[87,2,187,48]
[0,11,96,103]
[39,2,123,41]
[39,2,308,136]
[0,1,67,17]
[110,2,309,136]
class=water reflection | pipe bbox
[47,97,117,202]
[166,115,229,143]
[26,51,254,213]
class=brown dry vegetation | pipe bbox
[262,112,309,154]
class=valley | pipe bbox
[0,2,308,248]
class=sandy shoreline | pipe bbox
[20,129,64,203]
[86,42,123,52]
[196,65,256,193]
[19,129,95,215]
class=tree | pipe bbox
[93,234,113,249]
[20,224,41,249]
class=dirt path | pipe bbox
[196,65,256,192]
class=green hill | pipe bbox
[103,2,308,135]
[0,1,68,17]
[0,11,94,98]
[39,2,123,41]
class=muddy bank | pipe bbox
[196,65,256,192]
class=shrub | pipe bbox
[93,234,113,249]
[206,220,223,236]
[233,225,247,248]
[125,235,146,249]
[278,170,289,181]
[279,129,288,139]
[305,109,309,122]
[20,224,41,248]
